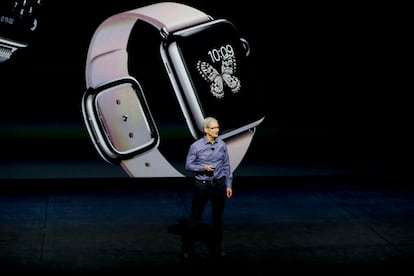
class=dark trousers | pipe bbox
[183,177,226,254]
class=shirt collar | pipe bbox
[203,136,215,145]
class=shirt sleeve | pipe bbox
[185,143,203,173]
[222,143,233,188]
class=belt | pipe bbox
[196,176,225,184]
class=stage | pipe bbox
[1,176,412,275]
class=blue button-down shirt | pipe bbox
[185,136,233,188]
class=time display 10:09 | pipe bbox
[206,44,235,63]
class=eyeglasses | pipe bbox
[208,126,220,130]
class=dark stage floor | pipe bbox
[0,176,413,275]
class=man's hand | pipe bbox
[204,164,215,172]
[226,188,233,198]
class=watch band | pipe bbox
[0,38,27,62]
[85,2,255,177]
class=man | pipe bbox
[183,116,233,260]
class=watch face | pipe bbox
[0,0,43,45]
[162,19,265,139]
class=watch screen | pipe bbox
[165,19,265,138]
[0,0,43,44]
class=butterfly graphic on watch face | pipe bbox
[196,56,241,99]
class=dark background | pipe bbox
[0,3,413,274]
[0,1,410,179]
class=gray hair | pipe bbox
[202,117,218,129]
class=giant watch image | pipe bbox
[81,2,265,177]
